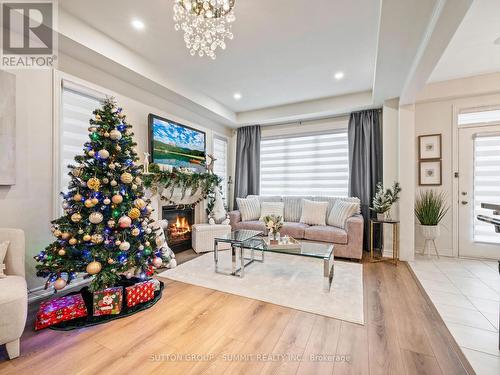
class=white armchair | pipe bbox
[0,228,28,359]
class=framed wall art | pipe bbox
[419,160,442,186]
[418,134,441,160]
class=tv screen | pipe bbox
[149,114,206,173]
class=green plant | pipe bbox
[414,190,449,226]
[263,215,283,233]
[370,182,402,214]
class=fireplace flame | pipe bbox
[169,215,191,239]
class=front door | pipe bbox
[458,125,500,259]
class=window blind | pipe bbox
[260,131,349,196]
[473,134,500,244]
[60,86,103,196]
[213,136,228,206]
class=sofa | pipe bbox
[0,228,28,359]
[229,195,364,260]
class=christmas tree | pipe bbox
[35,98,170,292]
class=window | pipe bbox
[260,130,349,196]
[59,82,104,198]
[473,134,500,244]
[458,108,500,126]
[213,135,229,206]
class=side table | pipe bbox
[370,219,400,265]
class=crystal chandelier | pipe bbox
[173,0,236,60]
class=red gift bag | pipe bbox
[125,281,155,307]
[35,294,88,330]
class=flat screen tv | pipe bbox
[149,114,206,173]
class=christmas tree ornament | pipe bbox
[69,238,77,245]
[155,236,164,247]
[53,229,62,237]
[128,208,141,220]
[54,278,67,290]
[120,172,133,184]
[110,180,117,186]
[98,149,110,159]
[78,229,84,234]
[95,114,101,121]
[86,261,102,275]
[87,177,101,191]
[89,212,104,224]
[107,219,116,227]
[115,240,122,246]
[107,258,115,264]
[91,234,104,244]
[103,198,111,205]
[131,228,140,236]
[145,227,152,234]
[116,145,122,151]
[102,177,109,184]
[58,249,66,256]
[145,241,151,247]
[88,150,96,157]
[134,198,146,209]
[146,205,153,213]
[152,257,163,268]
[71,213,82,223]
[83,234,91,242]
[144,247,152,256]
[89,126,97,132]
[131,184,138,190]
[104,132,110,138]
[109,163,116,170]
[112,209,121,219]
[91,197,99,205]
[73,168,83,178]
[84,199,94,208]
[111,194,123,204]
[125,272,133,279]
[119,241,130,251]
[62,201,69,209]
[109,129,122,140]
[138,245,145,251]
[134,177,142,184]
[118,216,132,228]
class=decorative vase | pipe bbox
[420,225,441,257]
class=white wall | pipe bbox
[413,72,500,256]
[0,55,231,290]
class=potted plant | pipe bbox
[371,182,402,221]
[263,215,283,243]
[414,190,449,256]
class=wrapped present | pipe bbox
[150,278,161,291]
[93,286,123,316]
[125,281,155,307]
[35,294,87,330]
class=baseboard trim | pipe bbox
[28,276,90,303]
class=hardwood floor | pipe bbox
[0,258,475,375]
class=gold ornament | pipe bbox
[107,219,116,228]
[134,198,146,209]
[54,278,67,290]
[112,194,123,204]
[91,234,104,244]
[119,241,130,251]
[107,258,115,264]
[58,249,66,256]
[71,213,82,223]
[128,208,141,220]
[103,198,111,205]
[73,193,82,201]
[89,212,104,224]
[109,129,122,140]
[53,229,62,237]
[98,149,110,159]
[104,132,110,138]
[95,114,101,121]
[131,228,140,236]
[83,234,91,242]
[110,180,117,186]
[134,177,142,184]
[86,261,102,275]
[87,177,101,191]
[69,238,77,245]
[88,150,95,157]
[84,199,94,208]
[72,168,83,178]
[120,172,133,184]
[91,198,99,205]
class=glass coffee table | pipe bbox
[214,230,335,292]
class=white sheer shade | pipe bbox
[260,131,349,196]
[213,136,229,205]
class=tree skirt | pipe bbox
[49,278,164,331]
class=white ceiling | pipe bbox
[60,0,380,112]
[430,0,500,82]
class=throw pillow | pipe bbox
[300,199,328,226]
[0,241,9,278]
[327,200,360,229]
[237,196,261,221]
[259,202,285,221]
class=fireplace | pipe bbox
[162,206,194,253]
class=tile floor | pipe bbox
[409,255,500,375]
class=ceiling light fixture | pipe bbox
[233,92,242,100]
[173,0,236,60]
[131,19,145,30]
[334,71,345,80]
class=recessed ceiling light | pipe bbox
[334,71,345,80]
[233,92,242,100]
[131,19,145,30]
[495,37,500,45]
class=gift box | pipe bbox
[35,294,88,330]
[93,286,123,316]
[125,281,155,307]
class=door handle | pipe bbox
[461,201,468,205]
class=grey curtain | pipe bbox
[348,109,383,251]
[234,125,261,208]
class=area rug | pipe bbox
[158,252,364,324]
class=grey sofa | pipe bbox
[229,195,364,260]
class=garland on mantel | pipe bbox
[143,163,222,207]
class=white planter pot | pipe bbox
[420,225,440,240]
[377,213,386,221]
